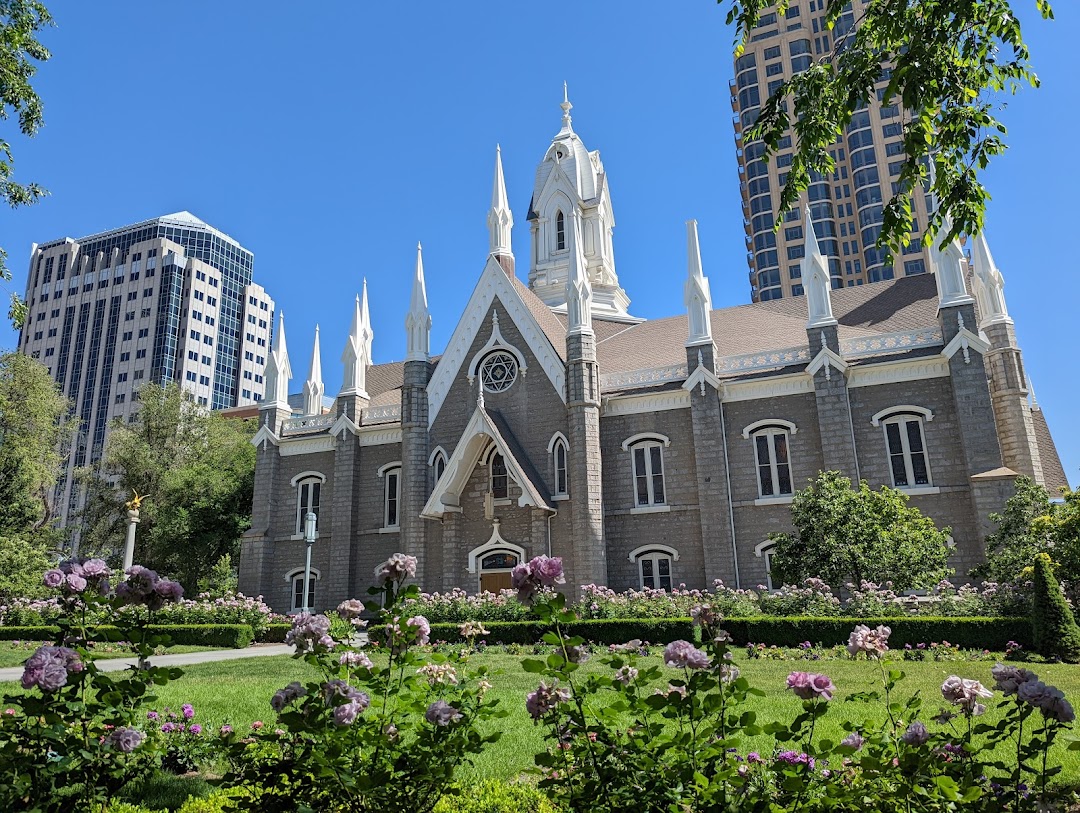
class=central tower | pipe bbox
[527,86,633,321]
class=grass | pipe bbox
[0,642,220,669]
[4,650,1071,786]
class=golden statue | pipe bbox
[125,490,145,512]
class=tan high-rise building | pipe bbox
[731,0,934,301]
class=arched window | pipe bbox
[549,434,569,498]
[872,407,934,489]
[622,434,670,508]
[753,428,792,497]
[555,210,566,251]
[755,541,777,591]
[379,462,402,529]
[430,448,447,485]
[285,566,321,613]
[292,473,324,535]
[489,452,509,500]
[630,546,678,591]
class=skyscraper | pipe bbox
[731,0,935,301]
[19,211,274,531]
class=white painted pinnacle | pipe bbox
[565,210,593,336]
[488,145,513,255]
[560,81,573,130]
[303,324,324,416]
[971,231,1011,326]
[406,242,432,361]
[684,219,713,345]
[803,207,837,329]
[262,310,292,408]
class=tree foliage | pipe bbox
[1,0,53,328]
[0,350,72,535]
[725,0,1053,254]
[974,476,1080,601]
[79,383,256,591]
[769,471,952,590]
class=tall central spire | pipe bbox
[488,145,513,260]
[405,242,431,361]
[303,325,324,416]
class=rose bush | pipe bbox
[0,559,187,812]
[220,553,504,813]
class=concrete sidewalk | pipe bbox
[0,643,294,683]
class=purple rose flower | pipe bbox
[64,573,87,593]
[663,640,710,670]
[510,556,564,605]
[339,651,374,669]
[81,558,109,578]
[21,645,82,693]
[407,615,431,646]
[529,556,565,588]
[526,680,571,720]
[271,681,307,711]
[775,750,815,769]
[285,612,335,653]
[181,703,194,720]
[847,624,891,658]
[331,692,370,727]
[840,732,865,750]
[42,569,65,589]
[189,724,202,735]
[376,553,418,586]
[425,699,463,727]
[337,599,366,623]
[991,663,1039,697]
[902,721,930,746]
[109,727,145,753]
[941,676,993,715]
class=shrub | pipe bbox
[721,616,1033,650]
[116,592,276,639]
[756,579,841,617]
[1031,553,1080,662]
[402,587,533,623]
[262,623,292,643]
[433,780,559,813]
[430,618,697,646]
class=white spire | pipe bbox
[565,211,593,336]
[303,325,324,416]
[803,207,836,328]
[488,146,513,256]
[930,216,975,310]
[684,219,713,346]
[406,242,431,362]
[261,310,292,409]
[971,231,1011,327]
[560,81,573,132]
[340,281,373,398]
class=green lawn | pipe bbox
[0,642,220,669]
[4,651,1071,786]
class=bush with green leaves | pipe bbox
[1031,552,1080,663]
[220,553,504,813]
[0,559,187,813]
[516,555,1075,812]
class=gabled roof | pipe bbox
[421,400,556,519]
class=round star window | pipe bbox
[480,351,518,393]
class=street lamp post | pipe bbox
[302,511,317,613]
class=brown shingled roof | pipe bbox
[508,274,568,360]
[595,274,940,375]
[1033,406,1071,495]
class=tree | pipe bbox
[974,477,1080,601]
[725,0,1053,254]
[1031,552,1080,663]
[0,350,73,535]
[79,383,256,591]
[1,1,53,328]
[0,533,50,598]
[769,471,952,591]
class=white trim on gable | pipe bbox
[427,254,565,427]
[467,310,528,384]
[871,404,934,427]
[941,327,991,365]
[251,424,279,450]
[467,520,527,573]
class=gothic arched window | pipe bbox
[555,211,566,251]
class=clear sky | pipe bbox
[2,1,1076,487]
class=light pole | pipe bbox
[302,511,317,613]
[123,491,144,571]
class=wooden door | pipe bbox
[480,571,513,593]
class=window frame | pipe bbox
[755,541,777,591]
[284,566,321,613]
[555,210,566,251]
[870,406,936,493]
[548,433,569,499]
[752,427,794,499]
[489,452,509,500]
[429,447,448,487]
[629,545,679,591]
[621,434,671,514]
[291,472,325,537]
[378,462,402,530]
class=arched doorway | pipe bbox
[468,519,526,594]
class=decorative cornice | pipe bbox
[250,425,279,450]
[281,413,334,435]
[428,255,566,427]
[330,414,360,439]
[847,356,951,388]
[942,327,991,365]
[682,362,721,396]
[600,363,688,391]
[603,389,690,417]
[721,373,814,403]
[357,425,403,447]
[842,327,943,359]
[278,434,336,457]
[716,346,810,374]
[805,346,848,381]
[362,404,402,424]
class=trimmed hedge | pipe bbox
[431,618,698,646]
[0,624,255,649]
[722,617,1033,650]
[262,623,292,643]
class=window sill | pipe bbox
[378,526,400,534]
[630,504,672,515]
[289,533,321,541]
[754,495,794,506]
[551,494,570,502]
[492,498,512,507]
[897,486,940,496]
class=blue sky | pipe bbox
[2,2,1076,486]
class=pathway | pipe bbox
[0,643,295,683]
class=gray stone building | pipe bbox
[239,97,1067,613]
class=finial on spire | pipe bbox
[488,145,513,256]
[406,243,431,362]
[340,283,373,398]
[971,231,1011,327]
[262,310,292,409]
[560,81,573,130]
[684,219,713,346]
[930,219,974,310]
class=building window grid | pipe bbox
[384,467,401,529]
[631,441,666,507]
[637,551,673,591]
[753,428,793,497]
[882,416,932,488]
[295,479,321,535]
